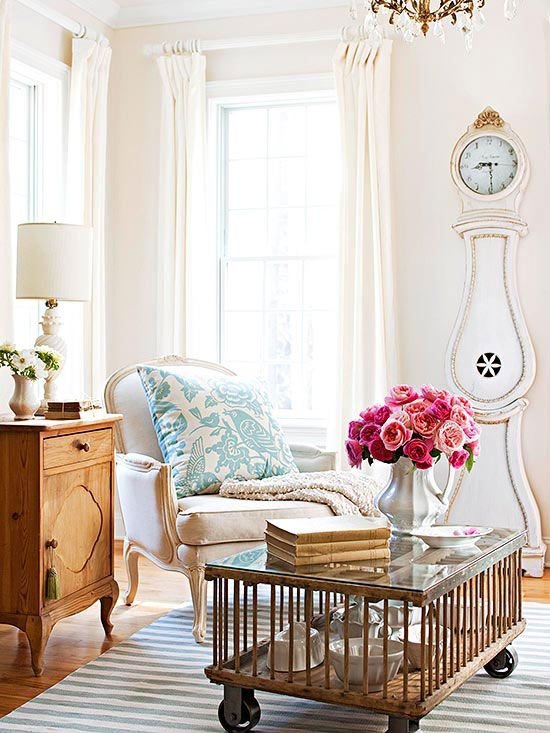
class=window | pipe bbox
[217,92,340,437]
[9,53,85,397]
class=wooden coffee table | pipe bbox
[205,529,526,733]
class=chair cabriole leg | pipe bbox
[188,564,208,643]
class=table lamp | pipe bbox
[16,223,93,411]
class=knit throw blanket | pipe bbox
[219,470,382,517]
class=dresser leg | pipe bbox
[100,579,120,637]
[25,615,53,677]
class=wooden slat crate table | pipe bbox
[205,529,526,733]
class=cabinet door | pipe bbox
[42,462,112,605]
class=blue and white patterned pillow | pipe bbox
[138,365,298,499]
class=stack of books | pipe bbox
[45,400,104,420]
[265,516,391,568]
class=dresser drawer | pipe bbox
[43,428,113,470]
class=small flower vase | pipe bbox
[376,458,454,535]
[9,374,40,420]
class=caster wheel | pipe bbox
[218,694,261,733]
[484,646,518,679]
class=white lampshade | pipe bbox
[16,223,93,302]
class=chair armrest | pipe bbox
[116,453,180,564]
[289,443,337,473]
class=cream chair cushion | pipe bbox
[177,494,333,546]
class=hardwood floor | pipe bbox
[0,543,548,718]
[0,541,191,717]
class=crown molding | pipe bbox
[115,0,349,29]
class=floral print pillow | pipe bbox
[138,365,298,499]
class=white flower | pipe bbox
[0,342,16,352]
[34,362,47,379]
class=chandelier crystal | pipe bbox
[350,0,519,47]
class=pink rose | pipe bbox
[381,419,412,451]
[348,420,364,440]
[385,384,418,408]
[374,405,392,426]
[428,398,452,421]
[369,437,396,463]
[467,440,480,457]
[404,398,431,416]
[451,395,474,415]
[421,384,451,403]
[463,419,481,441]
[450,404,471,428]
[435,420,466,456]
[403,438,432,466]
[359,423,380,448]
[346,439,363,468]
[411,410,439,437]
[416,456,434,470]
[360,406,378,424]
[449,449,469,469]
[393,409,413,429]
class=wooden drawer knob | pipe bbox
[46,539,58,550]
[77,441,91,452]
[11,512,21,520]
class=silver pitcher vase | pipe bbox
[377,458,455,535]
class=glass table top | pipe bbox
[206,529,525,600]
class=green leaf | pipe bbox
[466,446,475,473]
[189,407,202,420]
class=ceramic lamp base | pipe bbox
[34,301,67,413]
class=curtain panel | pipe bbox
[66,37,112,399]
[0,0,12,408]
[331,39,399,468]
[156,51,207,356]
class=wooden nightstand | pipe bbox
[0,414,122,675]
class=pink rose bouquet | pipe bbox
[346,384,480,473]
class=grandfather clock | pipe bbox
[445,107,545,577]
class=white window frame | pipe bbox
[206,74,337,447]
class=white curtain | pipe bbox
[156,51,207,356]
[331,39,399,467]
[66,37,112,399]
[0,0,13,408]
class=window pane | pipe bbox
[269,158,305,208]
[265,261,301,310]
[223,312,263,363]
[227,210,267,256]
[268,208,305,256]
[268,106,306,157]
[306,206,338,255]
[225,261,264,310]
[303,260,335,310]
[228,160,267,209]
[266,311,300,361]
[228,108,267,159]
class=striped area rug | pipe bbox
[0,601,548,733]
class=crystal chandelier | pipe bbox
[349,0,519,48]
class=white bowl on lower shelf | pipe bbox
[397,624,445,671]
[267,622,324,672]
[329,639,404,690]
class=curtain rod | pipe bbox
[144,28,351,56]
[17,0,108,42]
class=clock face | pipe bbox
[459,135,519,196]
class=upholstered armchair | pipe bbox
[104,356,336,642]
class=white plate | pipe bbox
[410,525,493,549]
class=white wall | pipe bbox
[105,4,550,547]
[12,0,112,64]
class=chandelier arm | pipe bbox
[371,0,483,23]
